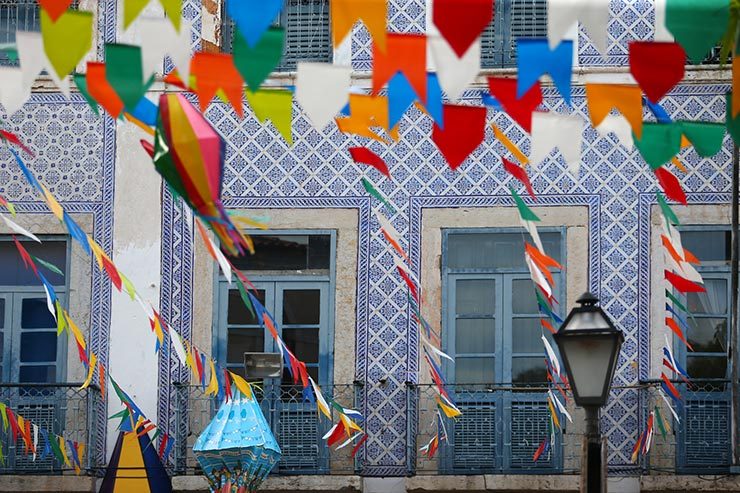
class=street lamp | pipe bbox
[553,292,623,493]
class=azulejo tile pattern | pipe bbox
[578,0,654,66]
[0,91,116,465]
[155,0,733,475]
[157,82,731,473]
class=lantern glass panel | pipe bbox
[560,334,616,402]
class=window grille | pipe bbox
[481,0,548,69]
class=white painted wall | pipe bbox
[105,122,163,457]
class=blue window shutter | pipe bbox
[451,403,497,472]
[681,398,731,469]
[508,400,553,469]
[277,407,322,471]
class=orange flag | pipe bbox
[585,84,643,138]
[190,53,245,117]
[331,0,387,52]
[372,34,427,103]
[86,62,124,118]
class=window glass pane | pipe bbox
[687,318,728,353]
[282,328,319,363]
[455,357,495,384]
[455,319,495,354]
[447,232,560,269]
[225,235,331,271]
[283,289,320,324]
[0,241,66,285]
[21,298,56,329]
[512,357,547,384]
[19,365,55,383]
[228,289,264,325]
[512,279,539,314]
[21,332,57,362]
[686,279,727,314]
[512,318,545,353]
[227,328,265,364]
[682,231,731,264]
[282,366,319,388]
[687,356,727,380]
[456,279,495,314]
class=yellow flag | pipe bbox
[205,358,219,397]
[80,352,97,390]
[229,371,253,400]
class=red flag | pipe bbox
[665,270,705,293]
[502,157,536,198]
[655,167,687,204]
[351,434,368,458]
[629,42,685,103]
[396,265,419,302]
[541,319,556,334]
[101,256,123,291]
[661,372,682,401]
[223,369,233,401]
[666,317,693,350]
[158,434,169,459]
[326,421,348,447]
[349,147,390,177]
[0,130,34,156]
[488,78,542,133]
[86,62,125,118]
[525,242,562,270]
[37,0,74,21]
[432,104,487,171]
[433,0,494,57]
[13,236,38,276]
[533,438,547,462]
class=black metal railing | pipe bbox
[0,383,103,475]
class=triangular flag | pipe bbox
[123,0,151,29]
[105,44,152,111]
[225,0,283,47]
[629,42,685,103]
[296,62,352,130]
[547,0,609,54]
[432,104,486,170]
[428,36,480,102]
[331,0,387,51]
[488,77,542,133]
[372,33,427,103]
[41,9,93,80]
[233,27,285,91]
[665,0,729,63]
[595,114,635,150]
[16,31,69,96]
[432,0,493,58]
[530,111,584,173]
[585,84,643,138]
[0,67,30,115]
[86,62,125,118]
[191,53,244,117]
[139,18,192,83]
[633,122,682,170]
[679,121,725,158]
[517,39,573,105]
[245,89,293,144]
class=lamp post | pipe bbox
[553,293,624,493]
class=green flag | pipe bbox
[74,73,98,114]
[665,0,729,63]
[32,255,64,277]
[105,44,153,111]
[656,192,680,226]
[633,122,682,170]
[679,121,725,158]
[510,186,540,222]
[362,178,396,213]
[654,407,667,439]
[236,279,256,320]
[233,27,285,91]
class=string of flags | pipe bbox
[2,135,364,454]
[0,401,84,473]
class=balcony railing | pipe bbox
[0,380,728,477]
[0,383,103,475]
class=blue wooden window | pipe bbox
[215,231,335,473]
[221,0,332,71]
[674,228,733,472]
[481,0,547,69]
[442,229,563,473]
[0,238,68,384]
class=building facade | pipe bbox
[0,0,736,491]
